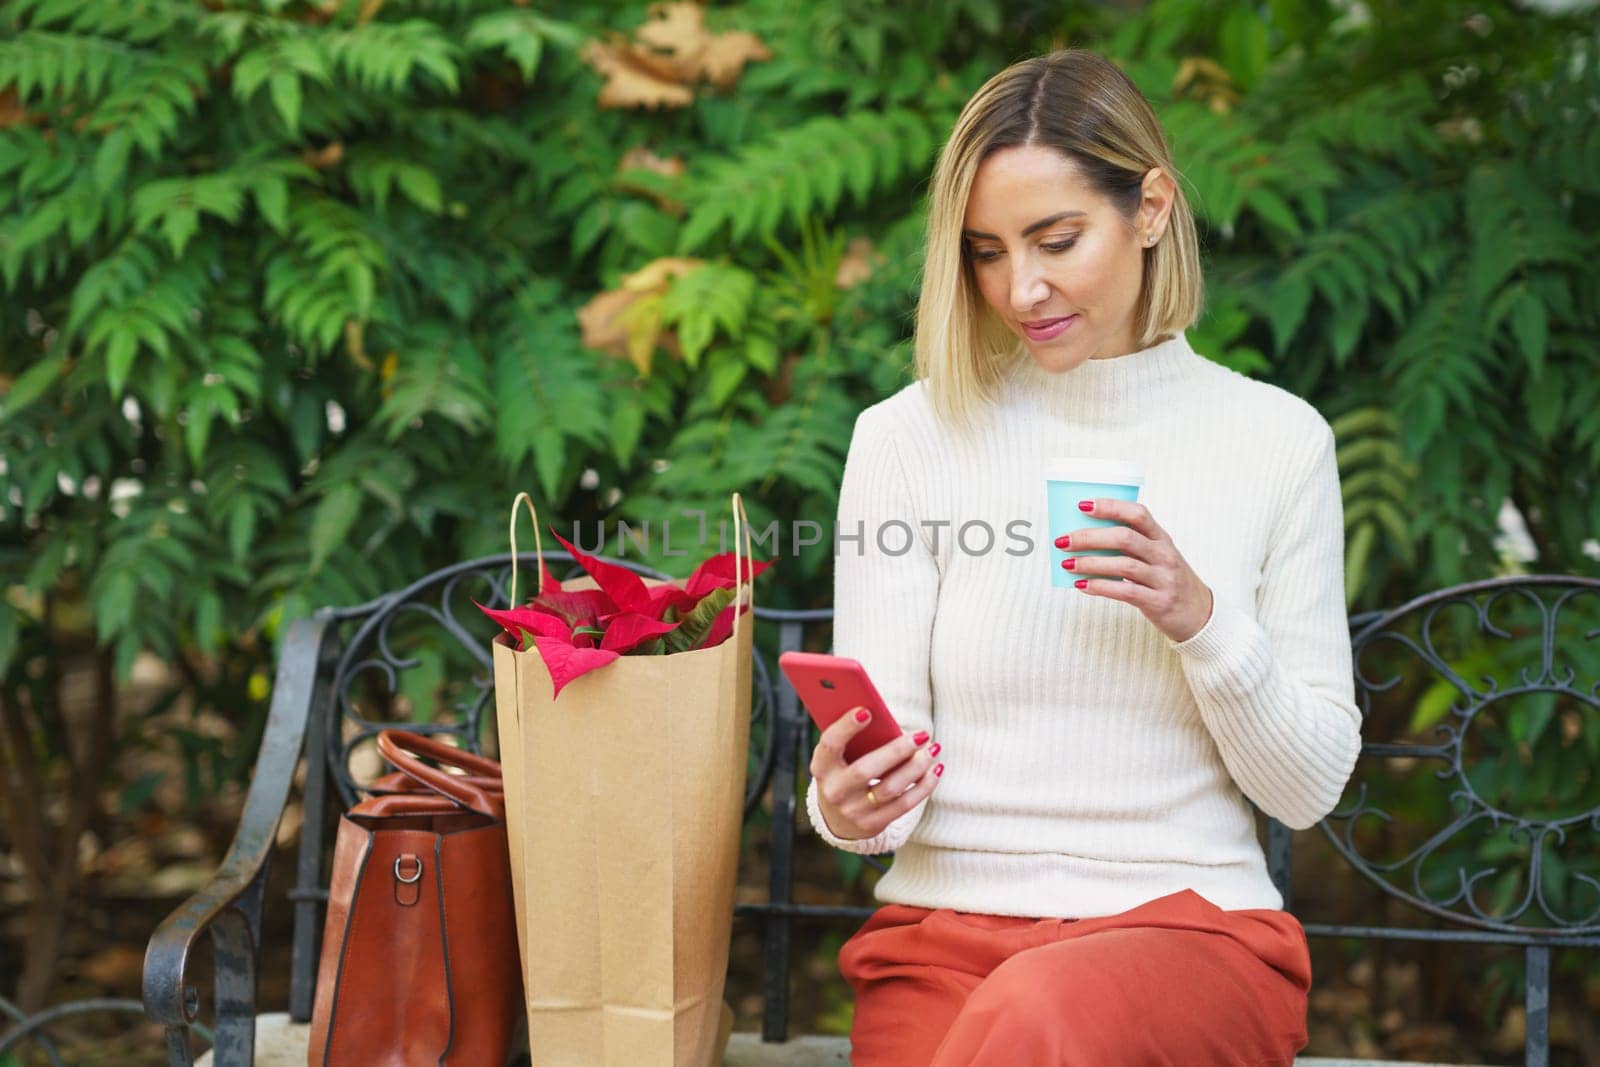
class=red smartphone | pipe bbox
[778,651,904,764]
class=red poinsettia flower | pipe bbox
[683,551,773,598]
[546,527,655,615]
[479,523,773,699]
[475,603,573,650]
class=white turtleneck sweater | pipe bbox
[803,332,1362,919]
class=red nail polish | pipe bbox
[1063,558,1076,571]
[912,730,929,745]
[854,708,871,723]
[1054,535,1069,549]
[1074,579,1088,590]
[934,764,944,776]
[929,743,941,758]
[1078,501,1094,512]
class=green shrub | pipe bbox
[1,0,1595,695]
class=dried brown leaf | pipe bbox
[616,147,687,212]
[635,2,771,89]
[577,288,640,359]
[0,89,34,129]
[622,255,702,292]
[835,236,884,289]
[576,257,705,374]
[344,320,369,368]
[581,36,694,110]
[697,30,771,89]
[581,3,770,109]
[302,140,345,169]
[632,2,706,75]
[618,147,685,180]
[1173,56,1239,114]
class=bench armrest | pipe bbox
[142,616,335,1027]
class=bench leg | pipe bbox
[165,1024,196,1067]
[208,863,267,1067]
[1525,944,1549,1067]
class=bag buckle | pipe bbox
[393,853,423,907]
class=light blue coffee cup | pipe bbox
[1045,458,1145,587]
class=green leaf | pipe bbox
[611,400,645,468]
[269,71,302,134]
[310,484,363,573]
[255,176,289,233]
[0,603,19,680]
[677,307,714,368]
[161,205,200,256]
[1510,691,1557,748]
[1344,520,1375,606]
[395,164,443,214]
[1508,289,1548,378]
[1247,187,1301,240]
[194,591,224,657]
[706,349,748,408]
[96,571,139,642]
[465,10,551,81]
[95,128,134,192]
[287,390,325,463]
[533,427,566,503]
[663,586,735,653]
[1410,676,1461,734]
[184,395,217,466]
[26,534,70,595]
[105,330,139,397]
[2,353,65,416]
[1526,368,1564,443]
[1266,273,1310,354]
[745,331,779,375]
[227,500,257,565]
[1219,6,1270,89]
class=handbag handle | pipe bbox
[368,770,501,796]
[507,491,754,635]
[375,730,504,820]
[358,792,485,818]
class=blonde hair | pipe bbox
[914,49,1205,426]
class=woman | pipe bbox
[804,49,1362,1066]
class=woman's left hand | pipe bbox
[1055,498,1214,644]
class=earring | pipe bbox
[1146,232,1159,245]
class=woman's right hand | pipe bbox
[810,708,943,841]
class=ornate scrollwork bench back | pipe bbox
[1289,575,1600,1066]
[137,568,1600,1066]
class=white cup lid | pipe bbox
[1043,457,1145,485]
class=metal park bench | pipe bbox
[12,565,1595,1065]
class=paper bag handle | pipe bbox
[507,491,545,607]
[731,491,754,640]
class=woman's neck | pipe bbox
[1001,332,1205,421]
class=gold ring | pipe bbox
[866,788,879,806]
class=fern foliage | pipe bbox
[0,0,1596,721]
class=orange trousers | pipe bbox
[838,888,1311,1066]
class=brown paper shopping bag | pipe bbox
[491,492,753,1067]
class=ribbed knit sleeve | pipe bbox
[1168,422,1362,829]
[805,404,939,855]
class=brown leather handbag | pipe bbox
[308,730,522,1066]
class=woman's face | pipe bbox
[962,144,1173,371]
